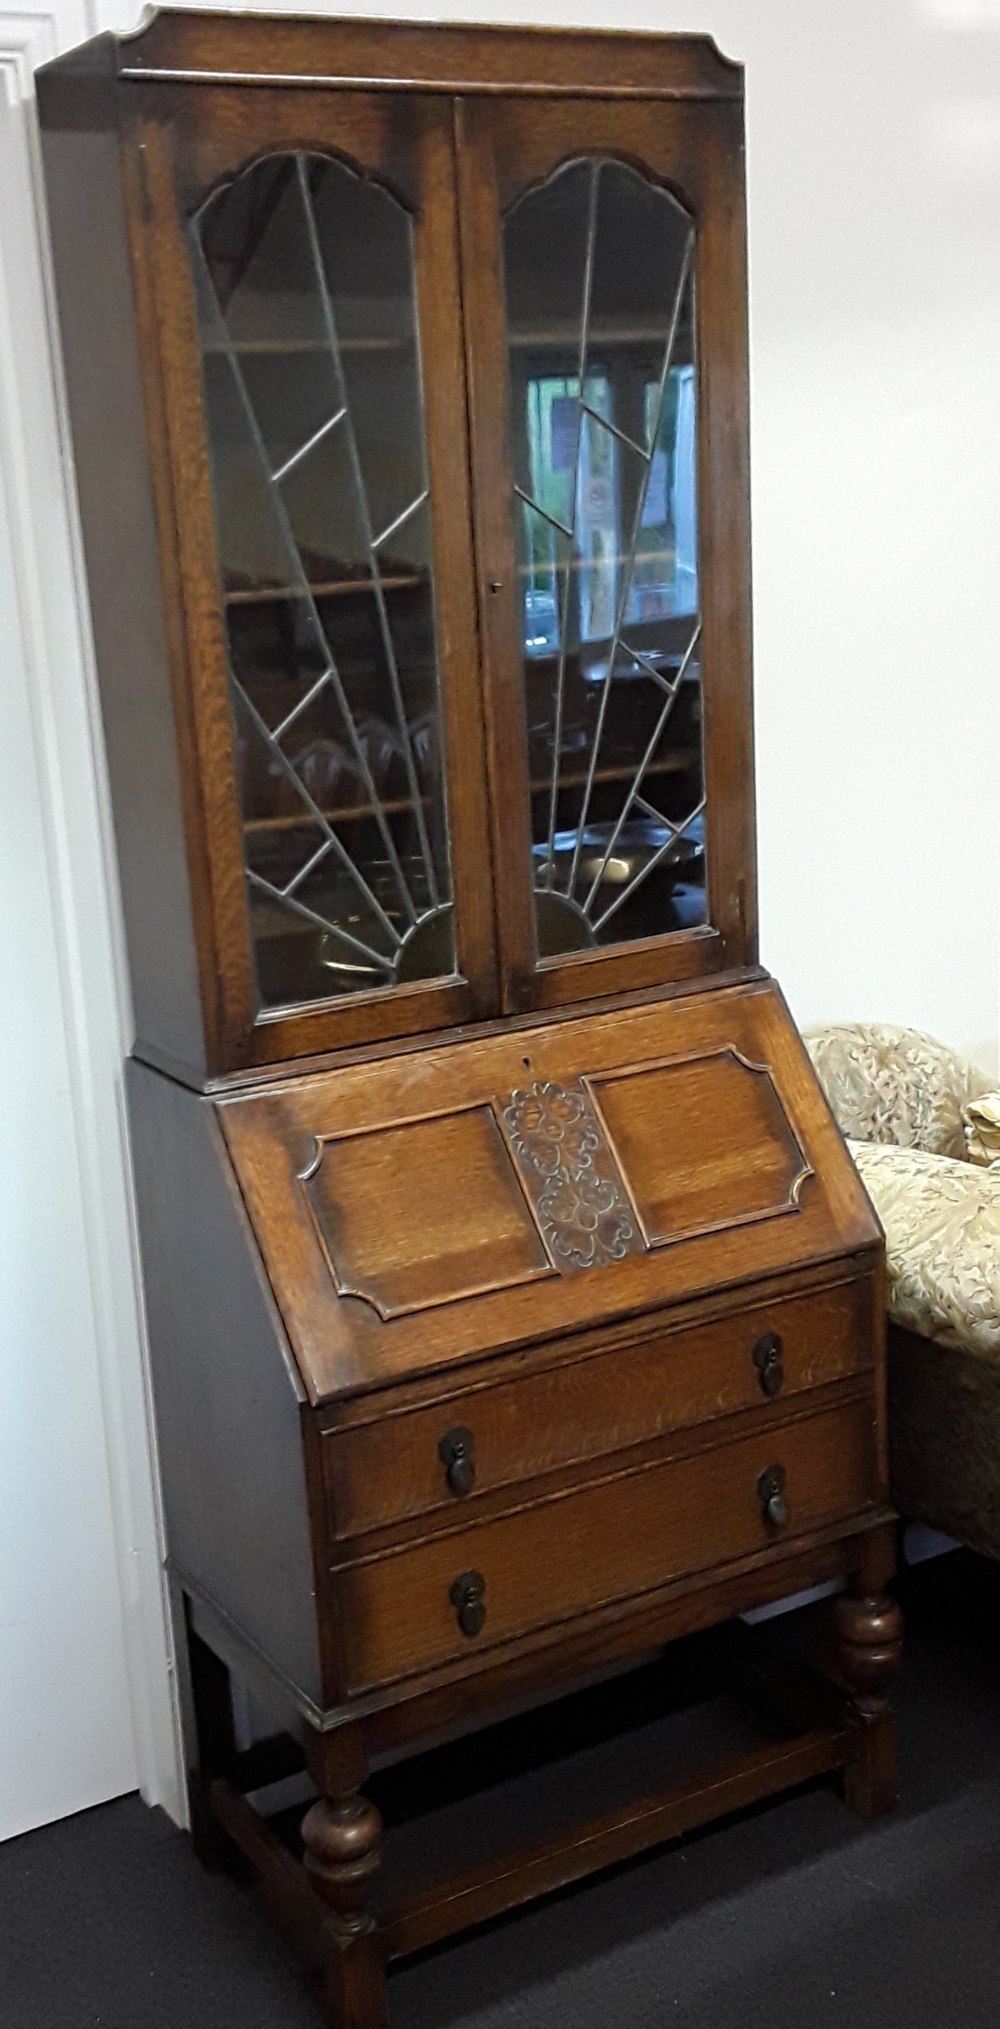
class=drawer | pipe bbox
[322,1276,874,1541]
[333,1393,878,1692]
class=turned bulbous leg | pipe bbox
[834,1592,904,1716]
[303,1793,383,1924]
[302,1793,387,2029]
[833,1590,903,1819]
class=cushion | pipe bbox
[804,1022,991,1159]
[963,1092,1000,1169]
[849,1138,1000,1361]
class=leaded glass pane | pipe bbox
[192,151,454,1011]
[504,158,706,958]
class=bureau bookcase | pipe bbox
[39,15,900,2025]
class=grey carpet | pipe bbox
[3,1552,1000,2028]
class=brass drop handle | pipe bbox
[438,1425,476,1497]
[450,1569,486,1639]
[757,1463,789,1530]
[752,1331,785,1399]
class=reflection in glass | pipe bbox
[192,153,454,1011]
[504,159,707,959]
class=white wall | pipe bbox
[0,0,997,1840]
[0,266,135,1838]
[0,4,182,1840]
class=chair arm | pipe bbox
[804,1022,991,1158]
[849,1139,1000,1361]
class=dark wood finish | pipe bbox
[457,91,754,1015]
[302,1791,387,2028]
[114,14,742,100]
[40,13,755,1083]
[324,1379,876,1566]
[210,1718,842,1970]
[595,1046,805,1240]
[184,1517,895,1751]
[834,1588,905,1722]
[332,1395,878,1695]
[210,1775,333,1964]
[887,1321,1000,1561]
[218,980,880,1401]
[171,1583,242,1874]
[197,1629,855,1971]
[127,1059,325,1705]
[129,87,497,1072]
[322,1272,876,1541]
[38,18,898,2026]
[165,80,500,1055]
[378,1723,844,1960]
[833,1585,903,1819]
[38,80,213,1079]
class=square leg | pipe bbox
[169,1578,241,1873]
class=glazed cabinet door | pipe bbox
[130,88,497,1069]
[457,97,756,1015]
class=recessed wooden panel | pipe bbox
[303,1106,550,1319]
[219,982,881,1402]
[334,1395,877,1692]
[593,1048,811,1248]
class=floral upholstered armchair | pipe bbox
[804,1024,1000,1556]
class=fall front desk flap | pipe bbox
[219,980,880,1404]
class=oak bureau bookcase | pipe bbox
[38,14,901,2025]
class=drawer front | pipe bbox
[334,1394,878,1692]
[323,1276,873,1541]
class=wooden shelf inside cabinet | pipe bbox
[244,791,431,834]
[527,752,701,795]
[203,335,415,356]
[510,324,694,353]
[225,574,423,607]
[241,751,702,840]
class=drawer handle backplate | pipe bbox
[752,1331,785,1398]
[757,1463,790,1530]
[438,1425,476,1497]
[450,1569,486,1639]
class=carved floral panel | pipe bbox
[501,1078,643,1271]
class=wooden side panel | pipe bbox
[38,89,208,1080]
[126,1059,323,1705]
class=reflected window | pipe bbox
[521,363,697,659]
[504,157,707,959]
